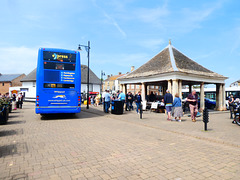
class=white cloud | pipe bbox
[135,6,169,24]
[92,52,150,67]
[139,39,165,50]
[0,46,37,74]
[193,51,217,61]
[102,11,127,38]
[91,0,127,38]
[230,26,240,54]
[175,1,224,33]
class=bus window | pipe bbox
[44,83,75,88]
[44,62,75,70]
[56,64,64,70]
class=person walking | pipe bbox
[172,93,183,122]
[90,96,94,106]
[95,94,100,106]
[228,94,234,119]
[118,91,126,109]
[134,91,142,114]
[18,92,23,109]
[104,90,111,113]
[12,93,17,110]
[164,90,173,121]
[187,90,198,122]
[102,90,107,112]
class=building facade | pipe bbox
[0,73,26,94]
[102,73,125,92]
[230,80,240,87]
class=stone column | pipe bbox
[200,82,205,112]
[172,79,178,99]
[168,80,172,93]
[142,82,146,101]
[189,84,192,94]
[123,84,127,94]
[217,84,223,111]
[178,80,182,99]
[145,84,148,98]
[163,85,167,96]
[216,84,220,110]
[222,84,227,110]
[120,84,123,92]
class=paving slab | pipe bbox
[0,102,239,179]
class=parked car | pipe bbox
[200,98,216,109]
[182,97,216,110]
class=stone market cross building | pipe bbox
[119,42,228,111]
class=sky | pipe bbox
[0,0,239,86]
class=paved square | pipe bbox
[0,103,239,179]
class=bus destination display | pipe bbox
[43,51,76,62]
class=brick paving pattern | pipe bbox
[0,103,240,179]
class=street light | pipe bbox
[78,41,90,109]
[100,70,105,101]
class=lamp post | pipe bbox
[78,41,90,109]
[100,70,105,102]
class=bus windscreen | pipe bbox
[44,62,75,70]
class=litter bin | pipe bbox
[111,100,123,114]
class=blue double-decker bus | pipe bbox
[36,48,81,115]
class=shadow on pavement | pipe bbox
[9,111,20,114]
[0,142,28,158]
[6,121,26,125]
[40,113,78,120]
[0,130,19,137]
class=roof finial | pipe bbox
[169,39,171,45]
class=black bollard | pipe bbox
[140,104,143,119]
[203,107,209,131]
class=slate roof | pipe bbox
[21,66,101,84]
[120,44,226,80]
[21,68,36,82]
[0,74,24,82]
[81,65,101,84]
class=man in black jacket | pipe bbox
[126,92,134,111]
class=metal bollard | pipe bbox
[140,104,143,119]
[203,107,209,131]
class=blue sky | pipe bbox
[0,0,239,86]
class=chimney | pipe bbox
[131,66,135,72]
[118,72,122,75]
[107,75,110,78]
[111,74,113,76]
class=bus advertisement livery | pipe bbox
[36,48,81,114]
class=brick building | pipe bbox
[103,73,125,92]
[0,73,26,94]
